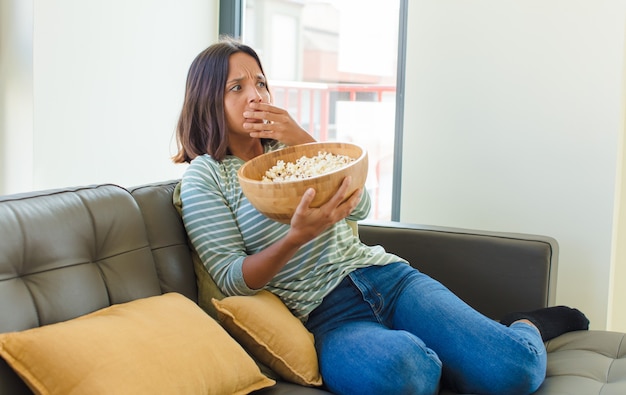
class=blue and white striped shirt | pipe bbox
[179,142,403,321]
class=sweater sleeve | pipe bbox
[179,158,256,296]
[347,188,371,221]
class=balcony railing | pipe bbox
[270,81,396,141]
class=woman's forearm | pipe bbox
[241,231,305,289]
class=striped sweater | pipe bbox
[179,142,404,321]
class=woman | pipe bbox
[173,37,588,395]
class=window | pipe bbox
[222,0,405,220]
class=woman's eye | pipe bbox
[257,81,266,89]
[230,85,241,92]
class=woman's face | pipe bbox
[224,52,271,138]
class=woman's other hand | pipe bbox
[287,176,362,245]
[243,102,316,146]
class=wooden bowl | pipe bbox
[237,142,368,223]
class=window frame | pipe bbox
[219,0,243,38]
[219,0,407,221]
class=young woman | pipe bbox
[173,37,589,395]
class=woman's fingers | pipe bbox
[294,177,354,221]
[294,187,316,216]
[243,103,284,127]
[325,178,361,219]
[288,177,360,244]
[325,176,352,207]
[243,103,314,145]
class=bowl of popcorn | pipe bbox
[237,142,368,223]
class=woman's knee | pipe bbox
[318,327,442,395]
[489,329,547,394]
[481,361,545,395]
[503,347,546,395]
[450,342,546,395]
[380,331,442,395]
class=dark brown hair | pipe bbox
[172,37,268,163]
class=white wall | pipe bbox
[1,0,219,195]
[401,0,626,330]
[610,86,626,330]
[1,0,34,194]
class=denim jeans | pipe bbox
[305,262,546,395]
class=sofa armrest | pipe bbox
[357,220,558,321]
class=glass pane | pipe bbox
[242,0,400,220]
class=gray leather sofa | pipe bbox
[0,180,624,394]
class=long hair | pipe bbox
[172,37,269,163]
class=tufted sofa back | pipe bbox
[0,181,197,394]
[128,181,197,300]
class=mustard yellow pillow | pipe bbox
[0,293,275,395]
[192,247,226,319]
[212,290,323,387]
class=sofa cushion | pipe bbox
[0,293,275,395]
[535,330,626,394]
[213,290,323,387]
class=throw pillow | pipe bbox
[212,290,323,387]
[0,293,275,395]
[192,248,226,319]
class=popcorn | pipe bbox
[262,151,355,182]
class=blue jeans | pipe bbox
[305,262,546,395]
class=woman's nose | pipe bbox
[249,87,266,103]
